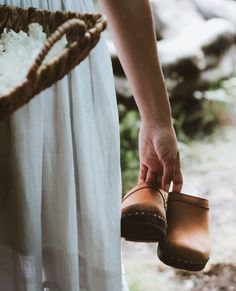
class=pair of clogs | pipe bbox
[121,182,210,271]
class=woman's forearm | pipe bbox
[98,0,172,127]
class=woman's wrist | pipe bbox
[135,79,173,128]
[139,95,173,129]
[140,110,173,128]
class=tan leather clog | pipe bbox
[121,182,168,242]
[157,192,211,271]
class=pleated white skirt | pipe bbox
[0,0,129,290]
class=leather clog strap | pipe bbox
[122,182,168,208]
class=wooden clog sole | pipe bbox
[157,247,208,271]
[121,210,167,242]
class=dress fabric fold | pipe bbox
[0,0,129,290]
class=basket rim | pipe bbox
[0,5,107,102]
[0,4,104,20]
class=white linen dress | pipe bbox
[0,0,129,290]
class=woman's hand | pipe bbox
[138,121,183,193]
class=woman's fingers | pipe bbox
[139,163,163,188]
[172,152,183,192]
[145,170,162,189]
[162,156,175,192]
[145,170,157,183]
[139,154,182,193]
[138,164,148,183]
[156,172,163,189]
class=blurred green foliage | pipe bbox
[119,110,140,195]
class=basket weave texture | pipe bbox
[0,5,107,119]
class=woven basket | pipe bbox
[0,5,107,119]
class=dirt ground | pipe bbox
[122,89,236,290]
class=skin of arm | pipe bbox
[98,0,183,192]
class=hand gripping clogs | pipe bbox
[157,192,210,271]
[121,182,168,242]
